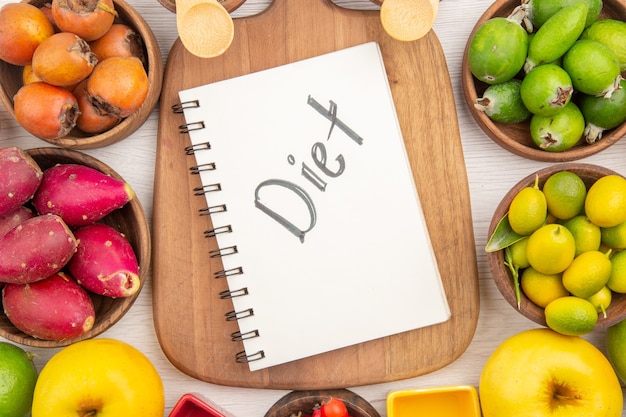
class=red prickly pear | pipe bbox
[2,271,95,341]
[0,206,34,238]
[0,214,77,284]
[68,223,140,298]
[32,163,135,227]
[0,146,43,217]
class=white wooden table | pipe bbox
[1,0,626,415]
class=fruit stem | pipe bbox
[504,245,521,309]
[97,0,118,16]
[474,97,492,113]
[507,2,532,32]
[532,174,539,190]
[583,123,605,144]
[603,75,624,99]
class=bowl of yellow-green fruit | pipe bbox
[462,0,626,162]
[487,163,626,334]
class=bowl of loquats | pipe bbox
[0,146,150,348]
[487,163,626,333]
[0,0,162,149]
[462,0,626,162]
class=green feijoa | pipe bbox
[578,79,626,143]
[520,64,573,116]
[562,39,621,97]
[467,17,529,85]
[524,1,588,72]
[581,19,626,71]
[530,101,585,152]
[529,0,601,29]
[474,79,532,123]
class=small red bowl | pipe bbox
[169,394,232,417]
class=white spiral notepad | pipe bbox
[176,41,450,371]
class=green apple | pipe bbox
[31,338,164,417]
[607,318,626,384]
[480,328,622,417]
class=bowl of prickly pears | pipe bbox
[462,0,626,162]
[486,163,626,335]
[0,0,162,149]
[0,146,150,348]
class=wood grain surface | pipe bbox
[152,0,479,389]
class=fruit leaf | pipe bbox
[504,245,522,309]
[485,212,525,252]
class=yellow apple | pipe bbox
[479,328,623,417]
[31,338,164,417]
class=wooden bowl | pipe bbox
[0,0,163,150]
[487,163,626,329]
[0,147,151,347]
[461,0,626,162]
[264,389,381,417]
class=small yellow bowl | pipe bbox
[387,385,481,417]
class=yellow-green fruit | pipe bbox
[524,1,588,72]
[542,171,586,220]
[562,39,622,97]
[529,0,602,29]
[585,175,626,228]
[587,286,612,317]
[521,267,568,308]
[562,250,611,298]
[510,237,530,268]
[581,18,626,72]
[467,17,529,85]
[0,341,38,417]
[526,224,576,274]
[601,220,626,250]
[508,186,547,235]
[608,250,626,293]
[606,319,626,384]
[563,215,601,256]
[545,296,598,336]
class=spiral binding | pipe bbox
[179,121,205,134]
[225,308,254,321]
[199,204,227,216]
[219,287,248,299]
[185,142,211,155]
[193,183,221,196]
[236,350,265,363]
[172,100,199,113]
[204,225,232,238]
[190,162,216,174]
[178,98,262,364]
[214,267,244,279]
[231,329,259,341]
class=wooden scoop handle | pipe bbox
[379,0,440,41]
[176,0,234,58]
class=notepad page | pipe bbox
[178,41,450,371]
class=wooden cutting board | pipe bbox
[152,0,479,389]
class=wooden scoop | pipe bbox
[380,0,439,41]
[176,0,234,58]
